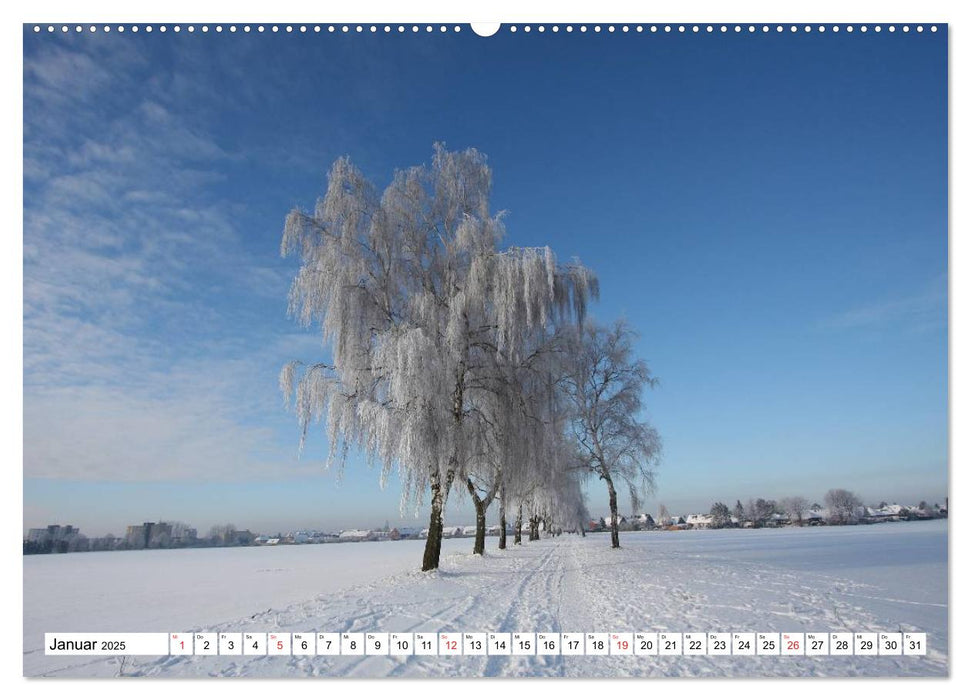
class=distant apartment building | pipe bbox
[125,521,176,549]
[125,523,151,549]
[24,524,80,553]
[27,524,78,543]
[26,528,49,543]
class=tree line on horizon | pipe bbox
[699,489,946,529]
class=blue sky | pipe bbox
[23,26,947,535]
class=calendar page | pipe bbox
[21,4,949,684]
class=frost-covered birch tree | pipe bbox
[492,326,576,546]
[824,488,862,525]
[530,457,588,536]
[564,320,661,549]
[280,144,597,571]
[780,496,809,526]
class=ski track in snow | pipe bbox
[27,531,947,678]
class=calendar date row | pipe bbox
[46,631,927,657]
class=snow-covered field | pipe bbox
[23,520,947,678]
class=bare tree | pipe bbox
[825,488,863,525]
[280,145,597,571]
[564,321,661,548]
[780,496,809,525]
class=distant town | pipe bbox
[23,492,948,555]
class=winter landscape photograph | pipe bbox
[22,20,947,680]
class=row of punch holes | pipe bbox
[32,24,940,35]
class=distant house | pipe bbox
[805,510,825,525]
[338,529,373,541]
[865,504,909,523]
[685,514,713,529]
[386,527,418,540]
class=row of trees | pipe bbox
[707,497,820,528]
[707,489,865,527]
[280,145,660,570]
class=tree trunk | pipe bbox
[473,503,486,555]
[529,516,539,541]
[581,526,586,538]
[466,476,499,556]
[422,469,454,571]
[514,503,523,545]
[466,478,485,555]
[498,485,507,550]
[605,474,620,548]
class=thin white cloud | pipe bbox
[820,274,946,333]
[23,39,308,482]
